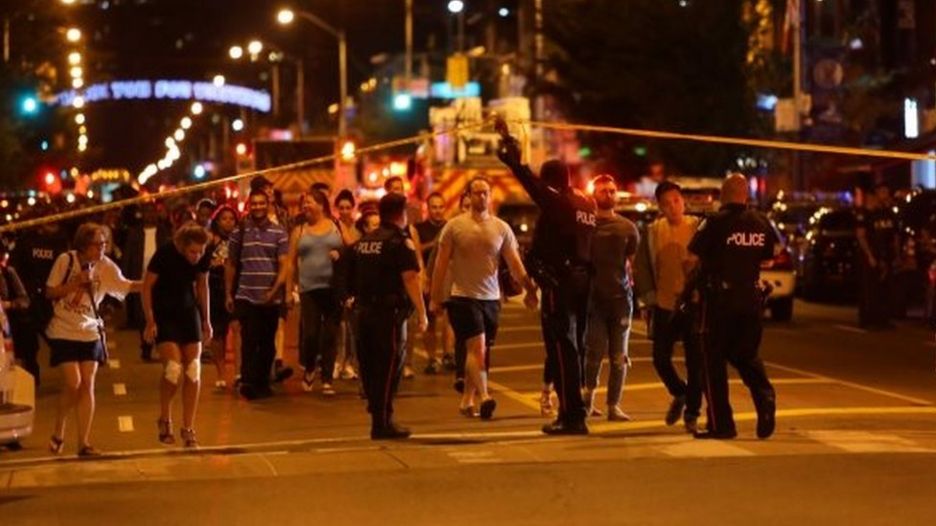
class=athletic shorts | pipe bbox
[446,297,500,345]
[155,308,203,345]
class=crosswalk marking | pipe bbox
[113,383,127,396]
[108,359,121,370]
[804,430,934,454]
[118,416,135,432]
[661,440,755,458]
[447,450,502,464]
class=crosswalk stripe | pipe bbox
[804,430,934,454]
[108,359,121,370]
[113,383,127,396]
[118,416,135,432]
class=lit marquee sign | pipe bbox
[54,79,272,113]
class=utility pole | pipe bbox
[792,0,805,190]
[405,0,413,86]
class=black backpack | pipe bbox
[34,252,75,331]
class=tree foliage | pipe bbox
[542,0,760,175]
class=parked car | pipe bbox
[798,208,859,301]
[760,220,797,321]
[894,189,936,317]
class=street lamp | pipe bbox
[277,9,295,25]
[65,27,81,43]
[276,7,348,137]
[229,39,303,132]
[247,40,264,56]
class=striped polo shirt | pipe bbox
[229,217,289,304]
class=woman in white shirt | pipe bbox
[45,223,142,457]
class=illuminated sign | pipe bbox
[429,81,480,99]
[53,79,272,113]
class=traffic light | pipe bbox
[39,168,62,194]
[393,93,412,111]
[340,140,356,161]
[20,95,39,116]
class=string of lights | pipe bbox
[137,102,205,185]
[64,26,89,154]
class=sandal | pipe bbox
[77,445,102,458]
[180,427,198,448]
[158,418,175,445]
[48,435,65,455]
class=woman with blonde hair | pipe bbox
[142,222,212,448]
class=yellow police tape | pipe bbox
[525,120,936,162]
[0,120,488,234]
[3,117,934,234]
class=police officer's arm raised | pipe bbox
[496,134,560,210]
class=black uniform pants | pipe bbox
[699,294,775,434]
[540,271,590,424]
[355,306,406,428]
[239,302,280,391]
[10,314,40,386]
[858,260,892,328]
[651,307,703,420]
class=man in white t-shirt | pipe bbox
[430,177,536,419]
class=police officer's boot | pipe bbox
[371,419,411,440]
[756,397,776,440]
[542,418,589,436]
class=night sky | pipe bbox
[9,0,465,174]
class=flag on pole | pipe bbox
[781,0,800,55]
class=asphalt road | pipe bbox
[1,299,934,525]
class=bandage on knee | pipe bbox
[164,360,183,385]
[185,360,201,383]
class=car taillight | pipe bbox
[762,249,793,270]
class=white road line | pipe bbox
[765,361,934,406]
[490,356,675,373]
[833,324,868,334]
[804,430,934,454]
[494,342,543,351]
[118,416,135,432]
[113,383,127,396]
[515,377,833,398]
[497,325,542,333]
[108,359,121,370]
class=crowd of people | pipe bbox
[0,139,793,453]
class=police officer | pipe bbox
[9,215,70,386]
[855,182,899,329]
[688,174,778,440]
[343,193,428,440]
[497,128,596,435]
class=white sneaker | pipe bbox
[214,380,227,390]
[321,383,336,396]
